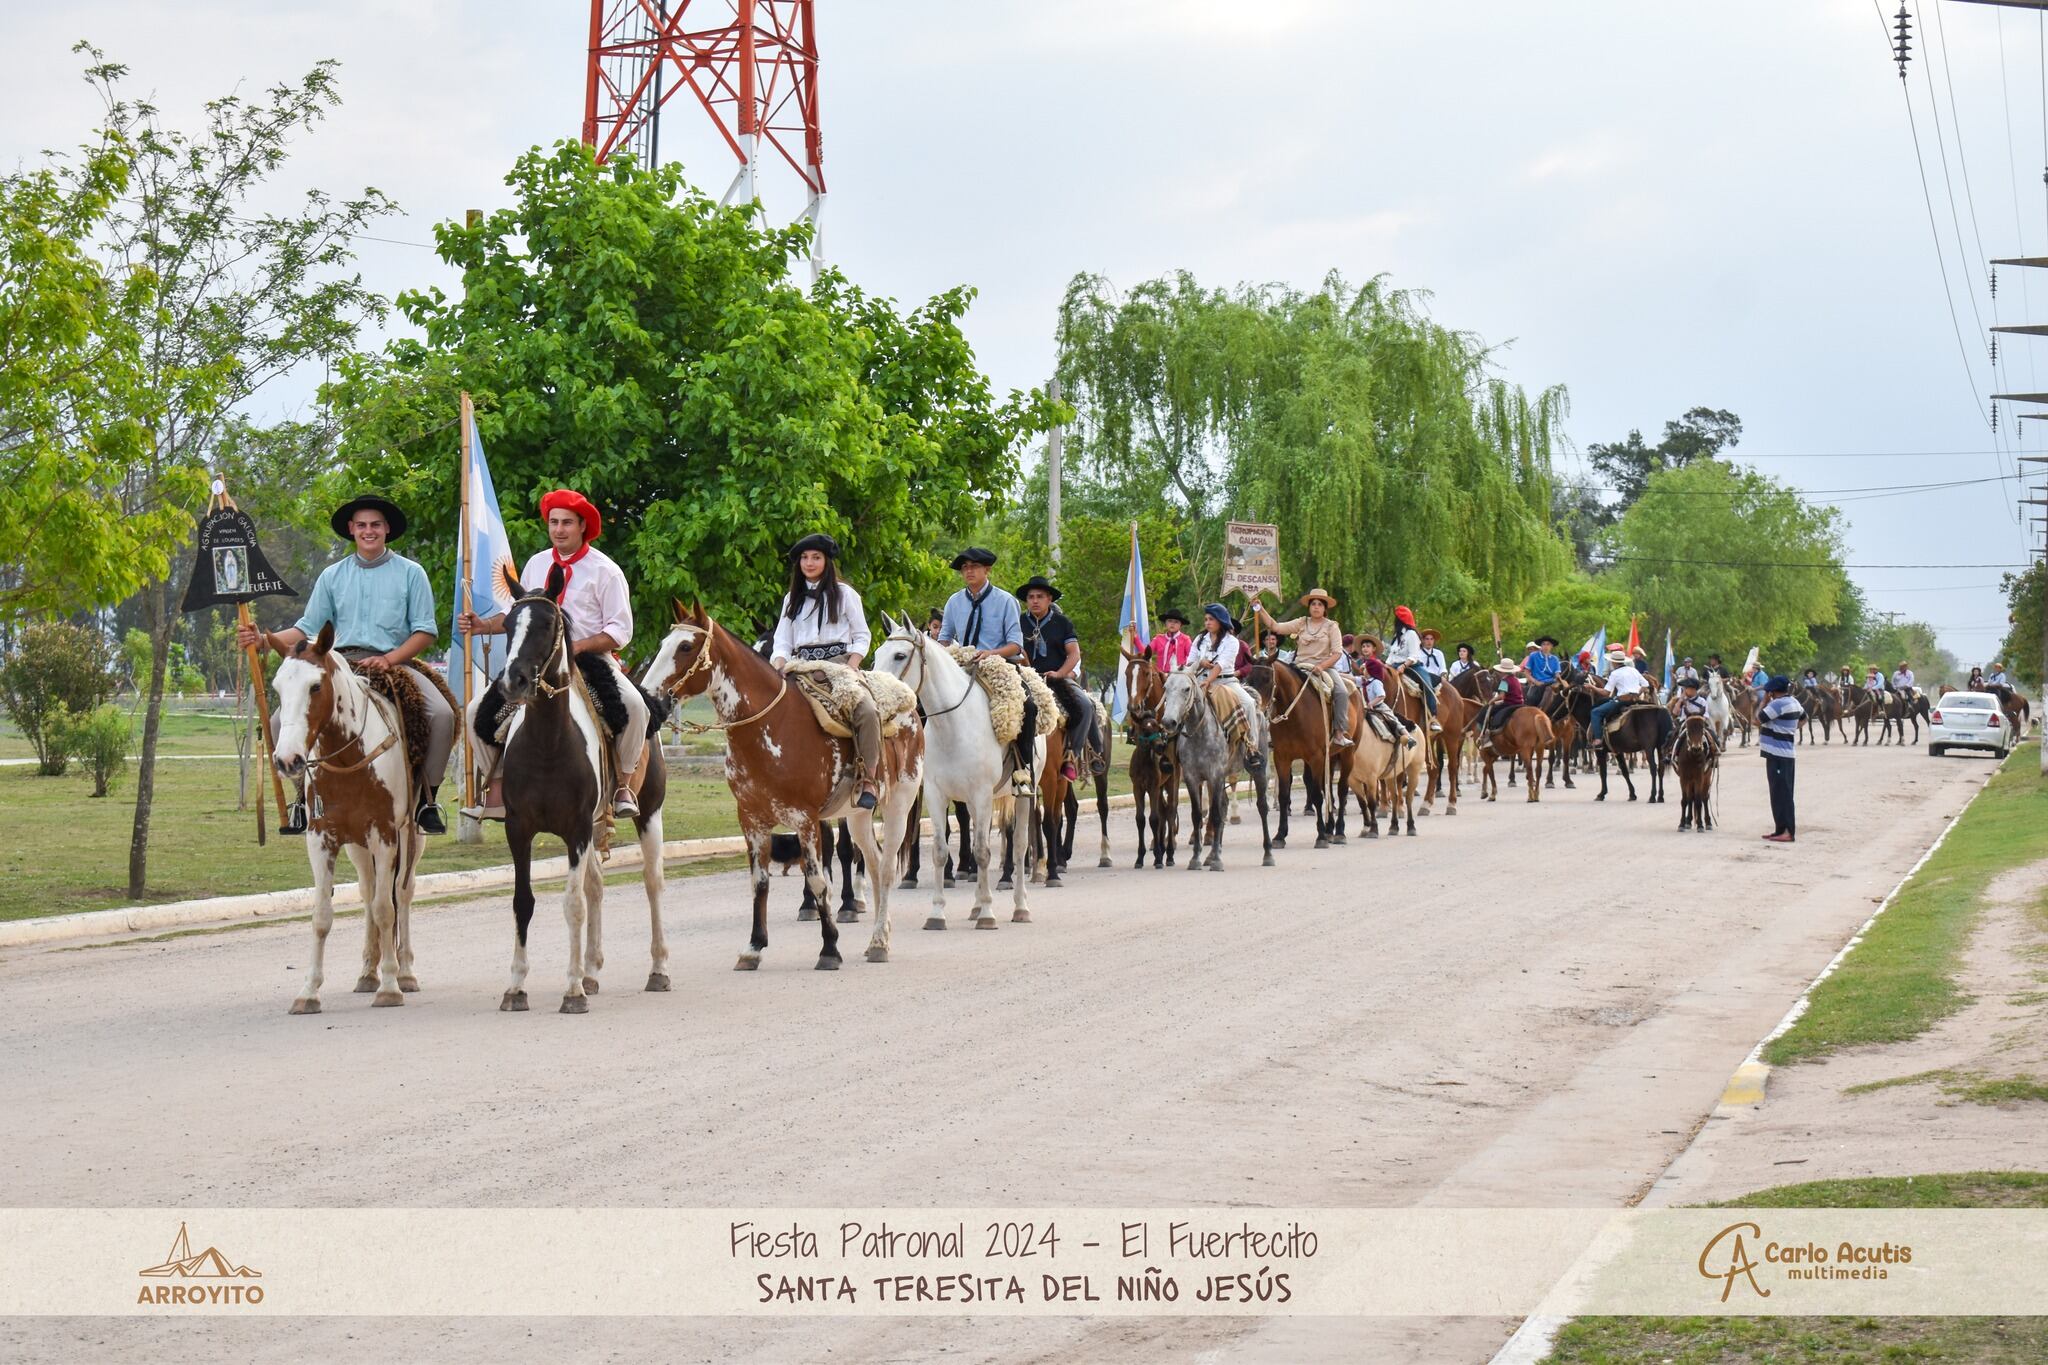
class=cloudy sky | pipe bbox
[8,1,2044,665]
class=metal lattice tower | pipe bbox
[582,0,826,274]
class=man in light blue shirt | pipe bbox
[238,494,451,834]
[937,547,1024,659]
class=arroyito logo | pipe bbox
[1698,1219,1912,1302]
[136,1222,265,1306]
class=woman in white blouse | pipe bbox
[770,533,879,810]
[1189,602,1260,719]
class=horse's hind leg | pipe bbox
[559,844,592,1012]
[395,831,422,993]
[1095,773,1112,868]
[836,818,863,923]
[365,838,404,1007]
[1206,779,1227,870]
[346,843,381,993]
[581,855,606,995]
[291,853,339,1015]
[639,807,671,991]
[899,792,922,889]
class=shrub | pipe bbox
[53,703,133,797]
[0,622,116,775]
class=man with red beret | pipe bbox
[460,488,649,818]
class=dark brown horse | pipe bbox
[482,565,671,1013]
[1671,713,1716,832]
[1595,702,1669,803]
[1533,673,1591,790]
[1247,659,1354,849]
[1121,650,1181,868]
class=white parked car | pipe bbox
[1928,692,2014,758]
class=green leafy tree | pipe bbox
[70,48,393,897]
[1605,459,1846,665]
[1587,406,1742,521]
[1804,578,1871,674]
[1494,573,1634,661]
[329,142,1056,646]
[0,620,117,774]
[1858,619,1959,689]
[1996,561,2043,692]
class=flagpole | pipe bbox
[457,392,480,840]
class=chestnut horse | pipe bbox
[645,605,923,968]
[1472,694,1555,804]
[1384,668,1466,815]
[1671,713,1717,832]
[1247,660,1355,849]
[270,621,422,1014]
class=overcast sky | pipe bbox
[9,1,2045,665]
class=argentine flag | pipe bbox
[450,416,517,710]
[1579,626,1608,678]
[1662,628,1675,697]
[1112,523,1150,722]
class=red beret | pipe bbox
[1393,605,1415,626]
[539,489,601,541]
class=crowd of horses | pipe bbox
[261,576,2034,1017]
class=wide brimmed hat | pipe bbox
[1605,646,1632,664]
[1356,633,1383,650]
[1495,658,1522,673]
[949,546,997,569]
[1017,575,1061,601]
[1419,627,1439,641]
[330,494,406,542]
[787,532,841,562]
[1534,635,1559,647]
[540,488,602,541]
[1160,606,1189,624]
[1299,587,1337,608]
[1202,602,1234,631]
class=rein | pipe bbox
[898,637,978,722]
[662,619,790,734]
[304,669,399,777]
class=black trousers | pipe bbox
[1764,753,1796,836]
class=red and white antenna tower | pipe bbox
[582,0,826,276]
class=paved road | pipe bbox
[0,739,1996,1363]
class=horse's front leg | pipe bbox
[1254,763,1275,867]
[1094,773,1112,869]
[971,793,1000,927]
[1205,777,1226,870]
[559,841,591,1012]
[926,783,955,930]
[360,837,404,1007]
[1009,782,1036,922]
[736,825,771,971]
[290,846,339,1015]
[502,824,536,1009]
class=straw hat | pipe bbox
[1299,587,1337,608]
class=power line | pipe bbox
[1602,556,2029,570]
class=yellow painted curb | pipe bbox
[1720,1061,1770,1107]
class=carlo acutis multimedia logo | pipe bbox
[136,1222,265,1307]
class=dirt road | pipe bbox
[0,739,1995,1363]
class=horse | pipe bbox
[1471,694,1555,804]
[1159,668,1275,871]
[1704,672,1735,748]
[1347,705,1425,835]
[1671,713,1717,832]
[1795,682,1838,745]
[1246,659,1352,849]
[1878,689,1929,745]
[480,565,672,1011]
[1060,688,1115,873]
[1595,702,1669,803]
[1844,684,1880,745]
[868,616,1038,929]
[1533,673,1590,791]
[644,603,923,968]
[269,621,423,1014]
[1121,651,1180,869]
[1729,687,1757,747]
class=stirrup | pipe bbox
[613,788,640,819]
[279,801,307,836]
[856,784,879,812]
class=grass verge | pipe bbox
[1762,756,2048,1067]
[1542,1173,2048,1364]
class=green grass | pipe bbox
[1763,757,2048,1067]
[1543,1173,2048,1364]
[0,733,1139,920]
[0,703,256,762]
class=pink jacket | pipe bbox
[1147,630,1193,674]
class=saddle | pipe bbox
[785,660,918,739]
[338,649,452,803]
[1394,667,1424,700]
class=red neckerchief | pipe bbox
[549,542,591,601]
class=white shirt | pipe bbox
[1606,664,1648,698]
[1447,657,1474,679]
[1363,676,1387,704]
[1892,668,1915,690]
[520,545,632,651]
[1419,646,1446,675]
[1191,632,1240,673]
[769,579,872,666]
[1386,626,1423,667]
[1989,668,2009,686]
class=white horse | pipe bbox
[869,614,1039,928]
[1705,672,1734,748]
[270,622,423,1014]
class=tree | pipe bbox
[1996,561,2043,692]
[0,621,117,774]
[1587,406,1742,520]
[72,49,393,898]
[1496,573,1634,660]
[1804,578,1870,674]
[1859,618,1959,689]
[1605,460,1846,665]
[329,142,1057,644]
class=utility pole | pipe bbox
[2024,456,2048,774]
[1046,377,1063,567]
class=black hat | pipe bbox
[1160,606,1188,624]
[1017,575,1061,601]
[787,532,841,562]
[1535,635,1559,647]
[330,494,406,542]
[949,546,998,570]
[1679,675,1703,689]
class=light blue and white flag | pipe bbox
[449,413,518,711]
[1113,522,1150,722]
[1662,628,1675,696]
[1579,626,1607,677]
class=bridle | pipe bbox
[891,631,977,722]
[658,617,788,734]
[298,658,400,776]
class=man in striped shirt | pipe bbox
[1758,675,1804,844]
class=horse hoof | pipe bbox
[398,975,421,993]
[560,995,589,1014]
[974,917,999,930]
[898,877,917,890]
[1187,860,1203,872]
[1628,794,1638,802]
[1097,857,1113,868]
[836,909,860,923]
[1262,854,1276,867]
[372,990,403,1008]
[288,998,321,1016]
[815,955,841,971]
[865,946,889,963]
[1133,857,1147,869]
[582,976,600,994]
[734,956,760,972]
[797,904,818,922]
[1012,909,1031,923]
[1045,876,1062,888]
[645,973,671,992]
[996,878,1013,892]
[1330,832,1347,845]
[1228,814,1242,825]
[943,876,956,889]
[1272,837,1287,849]
[922,916,948,932]
[1446,805,1458,815]
[353,976,377,994]
[1207,860,1224,871]
[1313,838,1329,850]
[500,990,529,1012]
[1406,827,1417,836]
[1365,828,1379,839]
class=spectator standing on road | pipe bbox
[1759,675,1803,845]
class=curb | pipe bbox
[0,792,1156,950]
[1487,753,2006,1365]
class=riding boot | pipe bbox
[415,786,447,835]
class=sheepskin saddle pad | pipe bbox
[784,660,918,739]
[945,646,1060,746]
[338,649,454,797]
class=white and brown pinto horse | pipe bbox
[643,604,924,969]
[270,621,422,1014]
[485,565,671,1014]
